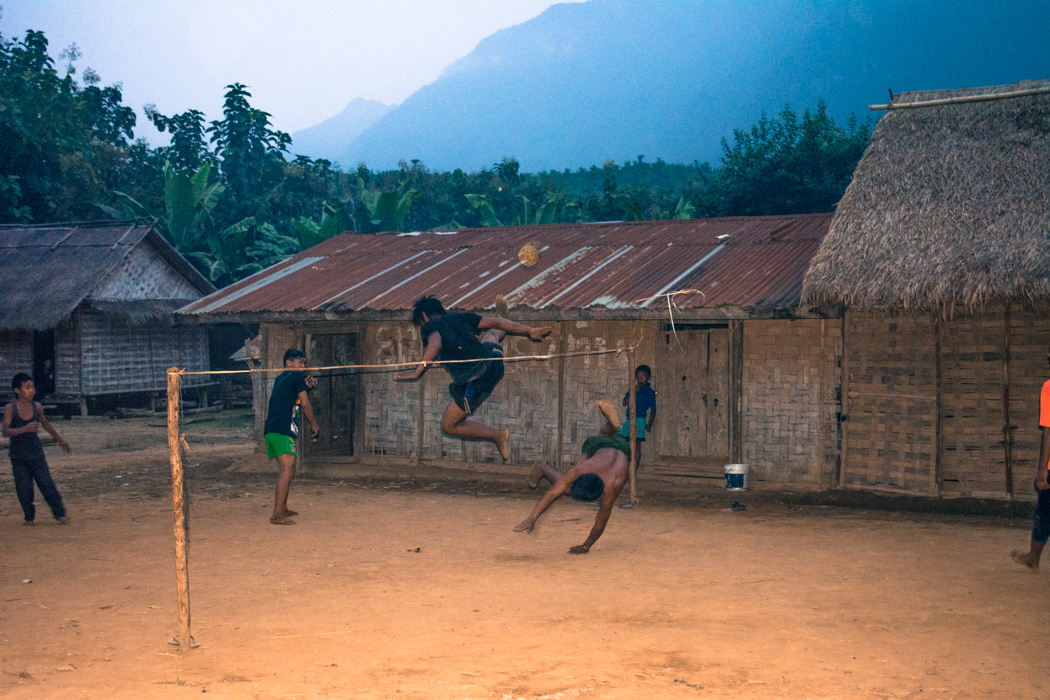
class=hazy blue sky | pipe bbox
[0,0,584,141]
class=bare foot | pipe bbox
[595,399,621,427]
[495,294,509,318]
[527,461,546,488]
[279,510,299,517]
[495,429,510,460]
[1010,549,1038,570]
[22,520,34,527]
[270,515,296,525]
[56,515,70,524]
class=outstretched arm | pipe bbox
[397,331,442,380]
[478,317,551,341]
[38,406,71,453]
[515,473,573,533]
[298,391,319,439]
[569,489,617,555]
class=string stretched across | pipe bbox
[168,344,638,377]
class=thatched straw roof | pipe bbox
[0,221,213,330]
[802,79,1050,312]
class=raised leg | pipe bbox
[527,460,564,488]
[440,400,509,459]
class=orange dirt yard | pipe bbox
[1,414,1047,699]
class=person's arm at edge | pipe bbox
[514,470,576,533]
[397,332,442,380]
[478,317,551,341]
[1,403,13,438]
[298,391,319,439]
[570,487,618,555]
[38,404,71,453]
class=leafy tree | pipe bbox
[704,101,871,216]
[0,28,137,222]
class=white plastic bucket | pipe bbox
[724,463,750,491]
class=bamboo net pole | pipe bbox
[167,368,192,651]
[628,349,638,505]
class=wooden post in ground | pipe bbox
[628,348,638,505]
[167,368,192,651]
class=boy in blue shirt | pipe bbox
[621,364,656,470]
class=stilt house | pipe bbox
[0,221,215,413]
[179,213,844,489]
[803,80,1050,500]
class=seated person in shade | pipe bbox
[515,400,630,555]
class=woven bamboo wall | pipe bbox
[842,313,938,494]
[939,310,1008,497]
[742,319,841,486]
[0,331,33,391]
[55,318,80,395]
[1006,309,1050,501]
[92,240,201,300]
[79,310,210,393]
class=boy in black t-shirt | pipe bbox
[263,348,318,525]
[397,295,550,459]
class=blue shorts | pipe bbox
[449,342,504,415]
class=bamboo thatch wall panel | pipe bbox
[55,318,80,395]
[843,313,937,494]
[1007,309,1050,501]
[742,319,840,485]
[0,331,33,393]
[939,311,1008,497]
[92,240,200,300]
[79,311,209,393]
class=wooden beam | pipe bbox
[628,348,638,505]
[167,368,192,651]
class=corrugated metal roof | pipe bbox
[181,213,833,317]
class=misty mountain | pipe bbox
[330,0,1050,172]
[289,97,392,162]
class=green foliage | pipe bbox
[703,101,871,216]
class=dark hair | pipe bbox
[412,296,446,326]
[283,348,306,365]
[11,372,32,390]
[635,364,651,378]
[570,473,605,502]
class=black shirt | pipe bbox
[263,370,309,438]
[420,312,488,384]
[8,401,44,461]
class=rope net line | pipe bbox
[167,344,638,377]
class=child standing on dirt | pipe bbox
[3,373,71,525]
[621,364,656,470]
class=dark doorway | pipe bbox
[304,333,359,458]
[32,329,56,396]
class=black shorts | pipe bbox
[449,342,504,414]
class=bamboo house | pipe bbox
[802,79,1050,500]
[0,221,216,414]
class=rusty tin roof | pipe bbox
[181,213,833,319]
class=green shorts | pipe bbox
[265,432,296,459]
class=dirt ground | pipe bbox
[1,413,1047,700]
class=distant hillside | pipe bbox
[289,98,392,163]
[334,0,1050,172]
